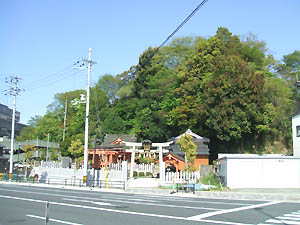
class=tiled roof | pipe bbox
[102,134,137,146]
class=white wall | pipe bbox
[292,114,300,157]
[218,157,300,188]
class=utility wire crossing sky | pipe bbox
[0,0,299,124]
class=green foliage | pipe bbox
[96,74,121,103]
[16,126,37,141]
[68,139,84,159]
[138,172,145,177]
[16,27,297,161]
[21,144,35,161]
[133,171,138,177]
[146,172,153,177]
[136,157,154,164]
[176,134,197,171]
[201,173,223,190]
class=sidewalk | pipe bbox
[1,181,300,202]
[125,187,300,202]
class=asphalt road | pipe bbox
[0,183,300,225]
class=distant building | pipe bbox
[167,129,210,171]
[88,134,137,168]
[0,103,26,137]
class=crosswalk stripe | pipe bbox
[266,219,300,225]
[278,216,300,221]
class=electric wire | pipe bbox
[137,0,209,70]
[158,0,209,50]
[27,70,82,90]
[23,65,74,89]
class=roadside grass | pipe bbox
[200,173,226,191]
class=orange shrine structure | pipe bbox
[88,129,210,172]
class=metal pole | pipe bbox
[9,94,16,180]
[45,201,49,225]
[83,48,92,183]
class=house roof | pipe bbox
[168,129,210,155]
[169,142,210,156]
[101,134,137,148]
[170,129,210,143]
[163,152,185,162]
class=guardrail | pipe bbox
[1,174,127,190]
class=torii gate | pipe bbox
[124,141,173,185]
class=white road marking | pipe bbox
[62,197,113,206]
[187,201,282,220]
[27,214,83,225]
[1,185,252,206]
[266,219,300,224]
[0,194,252,225]
[0,188,221,211]
[277,216,300,221]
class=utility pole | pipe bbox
[74,48,96,183]
[5,76,23,180]
[62,100,67,142]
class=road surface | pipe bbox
[0,183,300,225]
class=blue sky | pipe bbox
[0,0,299,124]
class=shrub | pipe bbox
[133,171,138,177]
[146,172,153,177]
[138,172,145,177]
[201,173,224,190]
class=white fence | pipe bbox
[164,171,201,184]
[39,161,62,168]
[110,163,154,173]
[31,161,128,185]
[133,163,154,173]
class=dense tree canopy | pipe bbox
[17,27,298,161]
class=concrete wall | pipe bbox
[292,114,300,157]
[218,156,300,188]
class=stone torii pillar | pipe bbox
[152,142,173,185]
[124,141,173,183]
[124,142,142,178]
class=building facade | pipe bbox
[0,103,26,137]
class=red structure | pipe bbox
[88,134,136,168]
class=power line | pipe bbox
[26,69,84,91]
[23,66,74,90]
[137,0,209,70]
[158,0,209,50]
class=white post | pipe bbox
[159,146,164,185]
[130,147,135,178]
[83,48,92,183]
[9,94,16,179]
[46,133,49,162]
